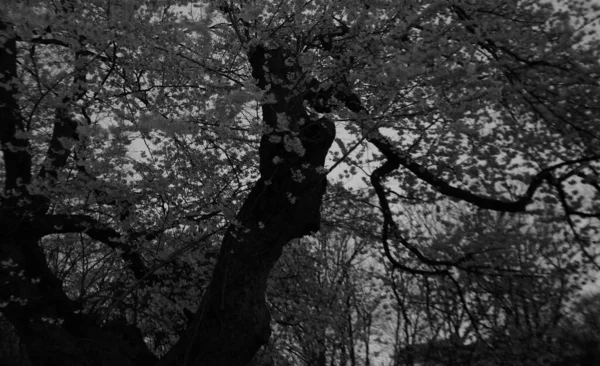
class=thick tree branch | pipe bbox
[302,69,600,276]
[38,45,90,202]
[33,212,221,284]
[33,214,154,281]
[37,109,79,183]
[369,132,600,212]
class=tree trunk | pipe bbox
[158,44,335,366]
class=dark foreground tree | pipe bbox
[1,0,599,365]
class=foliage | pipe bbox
[1,0,599,365]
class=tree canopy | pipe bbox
[1,0,599,365]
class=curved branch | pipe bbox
[34,211,221,283]
[34,214,155,282]
[370,131,600,212]
[371,159,451,276]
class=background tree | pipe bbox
[1,0,599,365]
[385,207,590,365]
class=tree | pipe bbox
[387,207,589,365]
[1,0,599,365]
[266,227,385,366]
